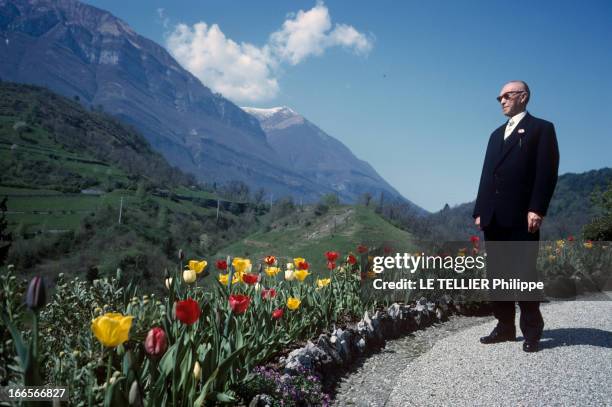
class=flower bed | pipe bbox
[0,238,606,406]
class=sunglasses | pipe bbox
[496,91,525,102]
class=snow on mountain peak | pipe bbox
[241,106,304,130]
[242,106,294,118]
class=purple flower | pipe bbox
[26,276,46,311]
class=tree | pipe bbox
[321,193,339,207]
[359,192,373,207]
[583,182,612,240]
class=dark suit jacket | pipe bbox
[473,112,560,229]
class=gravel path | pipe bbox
[331,315,493,406]
[387,295,612,407]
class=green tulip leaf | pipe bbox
[0,311,26,368]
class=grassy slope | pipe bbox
[216,205,417,272]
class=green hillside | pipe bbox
[423,168,612,240]
[216,205,417,272]
[0,83,265,289]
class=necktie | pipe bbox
[505,119,515,140]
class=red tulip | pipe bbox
[175,298,201,325]
[383,247,392,255]
[568,236,575,242]
[470,235,480,244]
[229,294,251,315]
[347,254,357,265]
[261,288,277,300]
[242,273,259,285]
[216,259,228,270]
[272,308,284,320]
[296,260,309,270]
[327,261,336,270]
[144,327,167,357]
[325,251,339,262]
[264,255,277,266]
[357,245,368,254]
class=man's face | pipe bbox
[497,82,528,117]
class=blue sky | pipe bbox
[86,0,612,212]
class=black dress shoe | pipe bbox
[479,329,516,344]
[522,341,539,352]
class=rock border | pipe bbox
[248,298,492,406]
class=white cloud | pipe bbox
[156,8,170,29]
[270,2,373,65]
[165,2,373,103]
[166,23,279,102]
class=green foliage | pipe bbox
[320,193,340,207]
[583,181,612,240]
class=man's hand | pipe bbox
[528,211,543,233]
[475,216,481,230]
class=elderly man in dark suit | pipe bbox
[473,80,559,352]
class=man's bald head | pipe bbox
[504,80,530,103]
[498,80,530,117]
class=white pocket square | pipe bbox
[518,129,525,134]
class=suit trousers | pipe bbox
[483,214,544,342]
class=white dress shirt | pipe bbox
[504,110,527,139]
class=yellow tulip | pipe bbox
[548,255,556,261]
[265,266,281,277]
[316,278,331,288]
[232,257,252,274]
[91,313,133,347]
[293,269,310,282]
[218,273,240,286]
[285,269,295,281]
[293,257,306,268]
[193,361,202,381]
[188,260,207,274]
[183,269,197,284]
[287,297,301,310]
[584,241,593,249]
[556,239,565,248]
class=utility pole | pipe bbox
[118,196,123,224]
[216,199,220,221]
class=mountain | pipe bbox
[424,168,612,240]
[0,0,411,205]
[242,106,426,211]
[0,0,332,200]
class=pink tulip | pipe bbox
[144,327,168,357]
